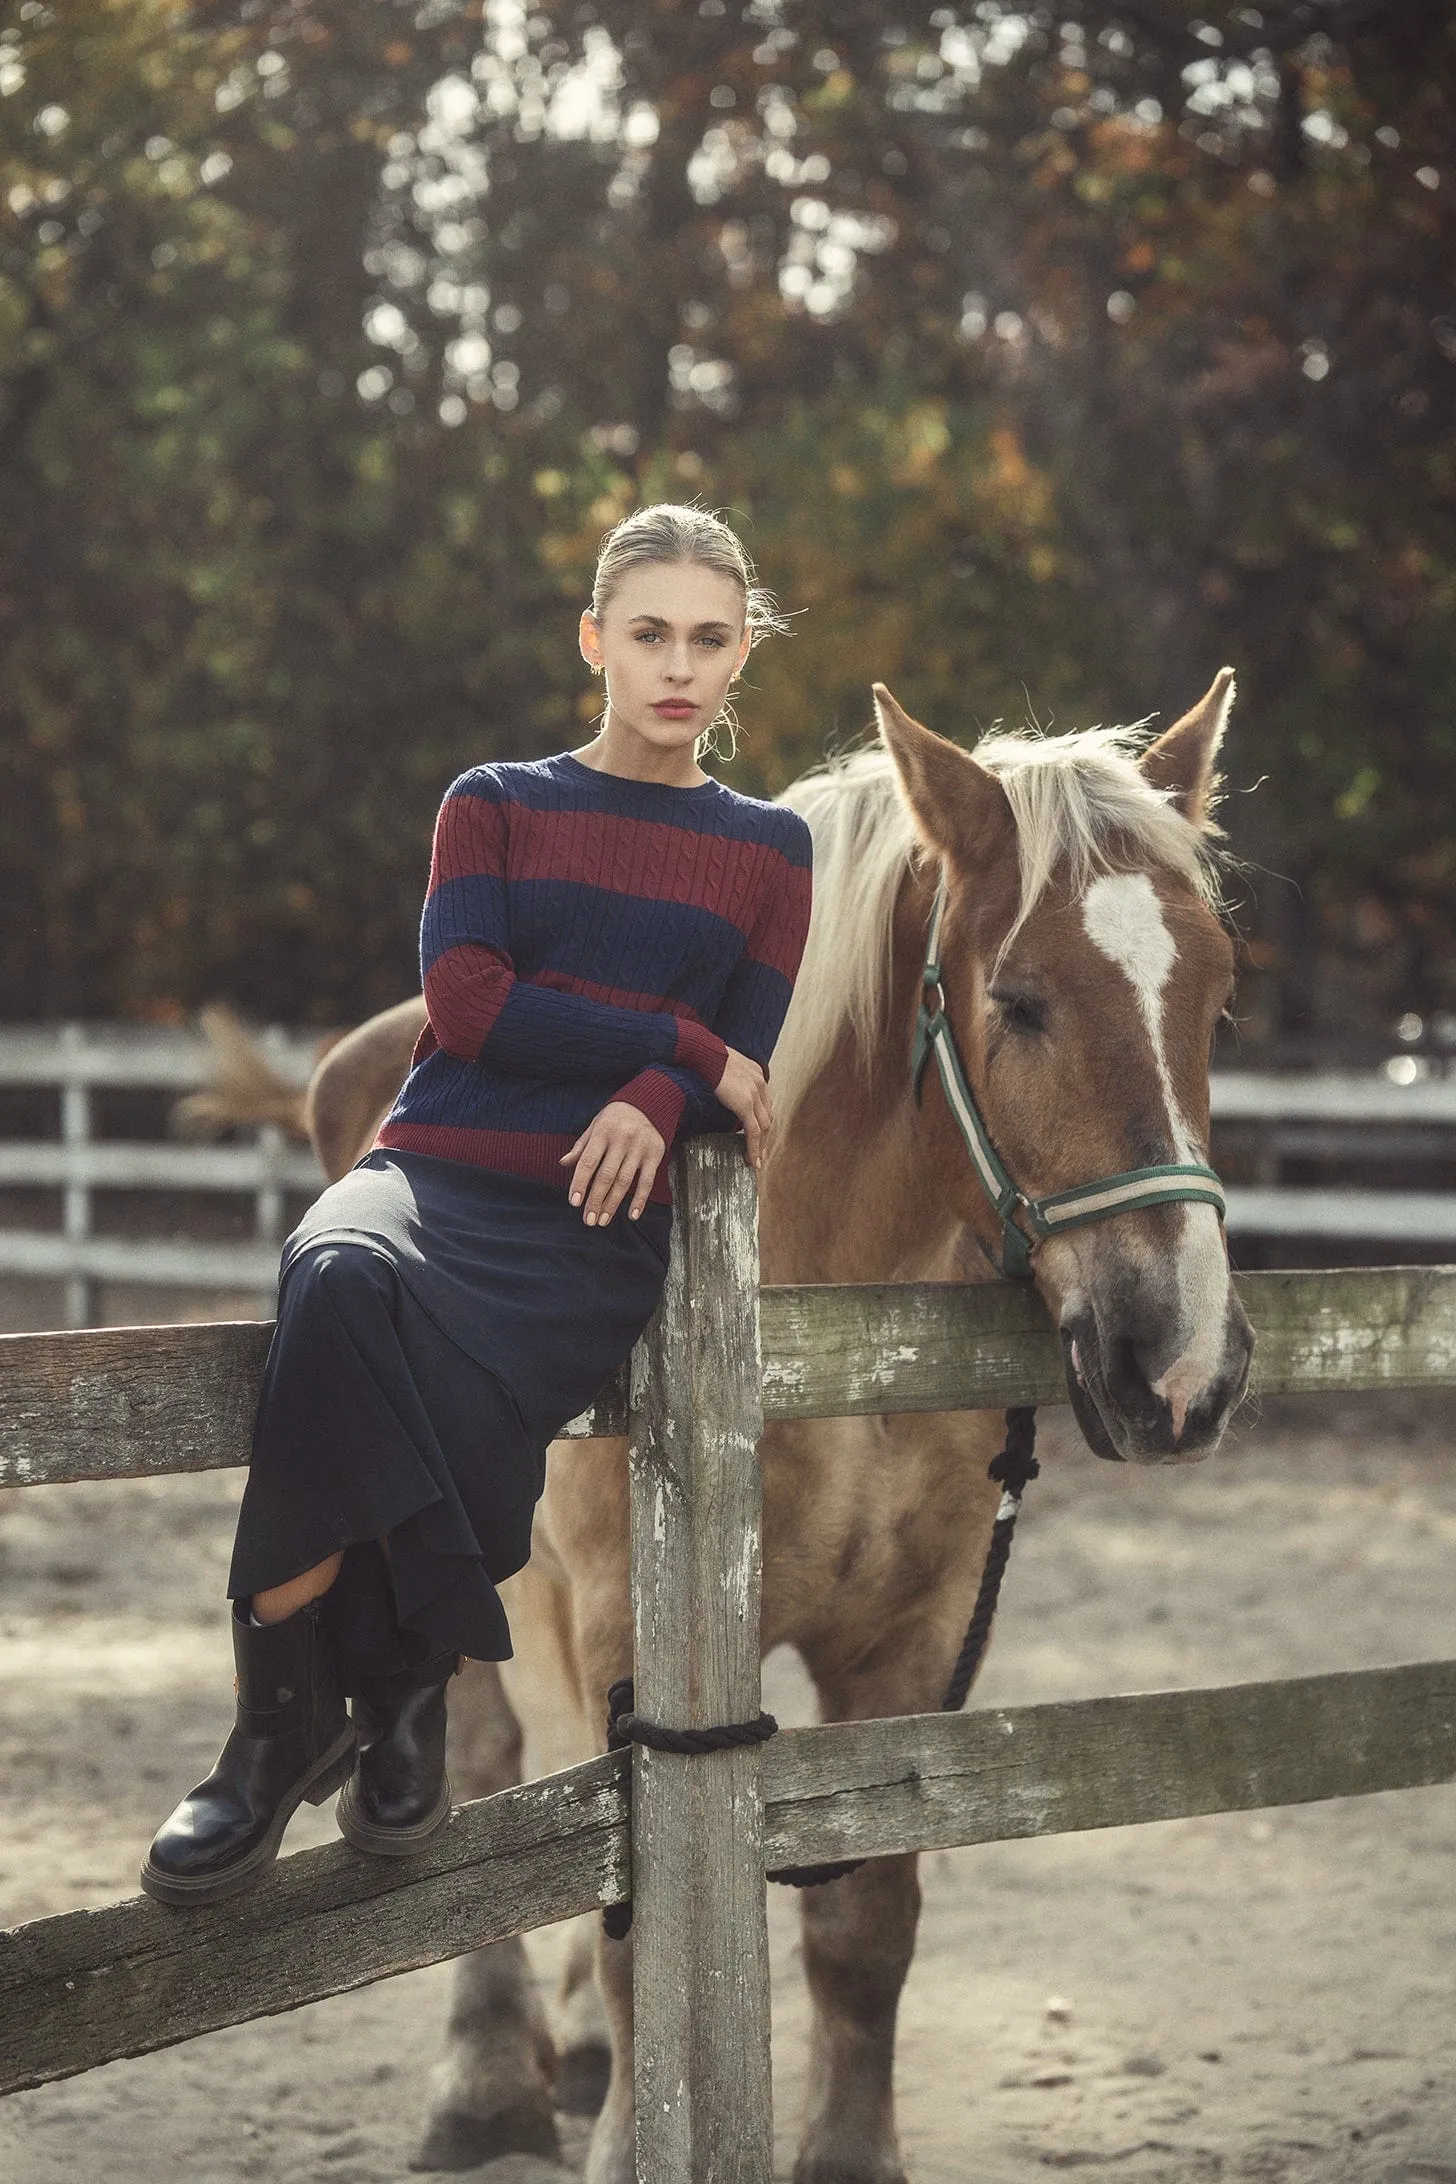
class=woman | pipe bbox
[141,503,813,1906]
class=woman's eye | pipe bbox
[990,989,1046,1034]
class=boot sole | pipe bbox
[138,1728,358,1908]
[336,1771,453,1858]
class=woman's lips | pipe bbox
[653,701,697,716]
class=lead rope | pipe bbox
[601,1405,1039,1936]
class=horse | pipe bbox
[192,673,1252,2181]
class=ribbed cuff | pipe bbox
[672,1017,730,1088]
[614,1069,688,1147]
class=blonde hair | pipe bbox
[588,502,790,760]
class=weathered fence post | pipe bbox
[628,1135,772,2183]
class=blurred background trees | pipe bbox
[2,0,1452,1043]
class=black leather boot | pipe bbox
[140,1598,356,1906]
[336,1650,457,1856]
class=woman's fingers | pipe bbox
[628,1150,662,1220]
[743,1081,774,1168]
[566,1130,608,1208]
[594,1149,646,1227]
[582,1144,631,1224]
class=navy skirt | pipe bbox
[228,1150,672,1674]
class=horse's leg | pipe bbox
[784,1413,1005,2184]
[415,1601,561,2170]
[495,1547,613,2117]
[554,1916,612,2116]
[535,1435,637,2184]
[789,1647,935,2184]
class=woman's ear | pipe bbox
[579,608,603,672]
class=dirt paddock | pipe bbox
[3,1307,1456,2182]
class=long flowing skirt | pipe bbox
[227,1150,671,1671]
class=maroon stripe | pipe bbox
[673,1017,729,1085]
[433,795,795,923]
[431,788,507,889]
[744,863,814,983]
[423,944,512,1058]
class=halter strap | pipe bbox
[911,875,1226,1280]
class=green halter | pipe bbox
[910,874,1227,1280]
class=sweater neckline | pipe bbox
[555,750,724,802]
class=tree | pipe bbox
[2,1,1453,1041]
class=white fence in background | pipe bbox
[1,1025,1455,1327]
[1214,1068,1456,1243]
[0,1023,324,1325]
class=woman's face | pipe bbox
[579,560,752,759]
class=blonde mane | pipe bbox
[769,724,1223,1131]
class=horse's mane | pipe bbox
[769,725,1223,1131]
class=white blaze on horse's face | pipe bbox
[1078,872,1234,1446]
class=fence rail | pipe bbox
[6,1659,1453,2101]
[3,1263,1455,1490]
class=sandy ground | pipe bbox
[4,1373,1456,2183]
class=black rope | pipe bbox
[604,1677,778,1758]
[601,1680,779,1938]
[938,1405,1040,1715]
[601,1407,1038,1932]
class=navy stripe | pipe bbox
[421,871,511,965]
[391,1051,626,1134]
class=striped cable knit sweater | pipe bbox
[375,751,814,1206]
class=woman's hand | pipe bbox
[714,1046,773,1169]
[560,1102,667,1225]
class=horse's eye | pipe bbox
[989,988,1046,1035]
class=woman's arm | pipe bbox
[608,820,814,1150]
[559,816,813,1222]
[423,774,730,1088]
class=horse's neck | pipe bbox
[760,863,984,1288]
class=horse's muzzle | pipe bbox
[1058,1298,1254,1464]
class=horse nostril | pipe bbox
[1132,1340,1170,1392]
[1108,1337,1167,1422]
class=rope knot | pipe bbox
[987,1404,1040,1498]
[602,1678,778,1936]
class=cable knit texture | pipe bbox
[375,752,813,1206]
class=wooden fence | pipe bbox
[3,1139,1456,2178]
[5,1022,1456,1332]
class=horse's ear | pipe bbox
[872,683,1013,864]
[1140,667,1235,828]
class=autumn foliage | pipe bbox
[1,2,1452,1047]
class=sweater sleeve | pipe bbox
[422,773,732,1087]
[613,817,814,1149]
